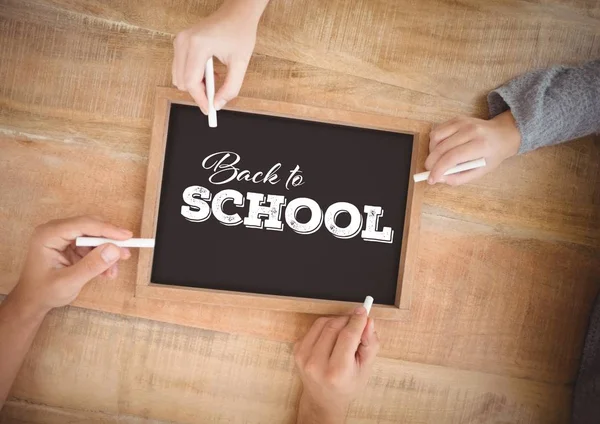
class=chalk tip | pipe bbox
[208,111,217,128]
[363,295,374,316]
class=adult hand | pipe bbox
[425,110,522,186]
[294,306,380,424]
[9,216,132,315]
[172,0,270,113]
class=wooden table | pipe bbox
[1,1,599,422]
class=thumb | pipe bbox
[330,306,368,364]
[214,58,249,110]
[59,244,121,287]
[357,318,380,368]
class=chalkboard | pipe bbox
[136,88,427,319]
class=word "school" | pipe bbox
[181,185,395,243]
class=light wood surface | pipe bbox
[136,88,427,317]
[1,0,599,422]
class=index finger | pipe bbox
[184,45,210,114]
[330,307,368,365]
[429,117,461,153]
[34,216,132,251]
[428,140,483,184]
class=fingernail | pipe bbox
[428,177,435,185]
[200,106,208,115]
[439,177,447,184]
[354,306,366,315]
[101,244,120,263]
[214,99,225,111]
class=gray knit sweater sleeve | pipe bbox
[487,60,600,154]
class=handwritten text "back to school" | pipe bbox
[180,151,395,243]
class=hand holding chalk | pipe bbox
[10,216,132,313]
[294,300,379,423]
[422,112,521,185]
[171,2,266,114]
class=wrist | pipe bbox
[221,0,269,25]
[492,110,521,158]
[297,394,349,424]
[5,284,50,323]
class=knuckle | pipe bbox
[463,122,476,133]
[324,316,347,332]
[445,151,460,166]
[315,317,329,326]
[173,32,186,46]
[31,226,46,243]
[304,359,321,377]
[189,33,205,46]
[324,320,340,332]
[480,137,492,151]
[33,223,48,235]
[229,86,241,99]
[323,368,344,388]
[424,154,436,169]
[429,131,439,144]
[337,328,355,343]
[456,115,469,124]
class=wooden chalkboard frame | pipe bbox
[135,87,429,320]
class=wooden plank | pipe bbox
[0,401,171,424]
[0,0,598,248]
[425,137,600,248]
[25,0,600,106]
[2,305,572,423]
[0,134,598,385]
[0,0,471,142]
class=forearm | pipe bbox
[487,59,600,153]
[0,291,47,408]
[297,394,348,424]
[220,0,271,24]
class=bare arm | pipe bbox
[294,307,380,424]
[0,294,46,405]
[0,216,131,408]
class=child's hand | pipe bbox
[425,111,522,186]
[9,216,132,315]
[294,307,379,424]
[172,0,267,114]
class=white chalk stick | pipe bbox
[363,296,374,316]
[76,237,155,248]
[205,57,217,128]
[413,158,487,183]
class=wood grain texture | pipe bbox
[0,0,599,421]
[2,306,573,423]
[1,134,597,383]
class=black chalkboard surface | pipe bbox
[150,103,414,305]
